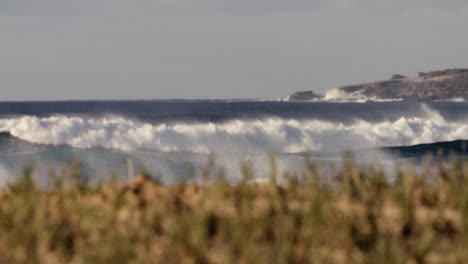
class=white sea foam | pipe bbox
[435,97,466,102]
[0,105,465,154]
[323,88,403,103]
[281,88,403,103]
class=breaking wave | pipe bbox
[435,97,466,103]
[323,88,403,103]
[0,105,466,154]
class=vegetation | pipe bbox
[0,158,468,263]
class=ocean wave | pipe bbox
[0,105,465,154]
[322,88,403,103]
[435,97,466,103]
[282,88,404,103]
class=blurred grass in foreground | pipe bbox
[0,158,468,263]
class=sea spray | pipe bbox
[0,104,465,154]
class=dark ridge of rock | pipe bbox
[0,131,12,138]
[285,91,323,101]
[418,68,468,78]
[287,68,468,101]
[391,74,407,80]
[381,139,468,158]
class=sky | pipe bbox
[0,1,468,100]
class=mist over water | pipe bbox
[0,100,466,184]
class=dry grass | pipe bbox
[0,158,468,263]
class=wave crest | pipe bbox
[0,106,465,153]
[323,88,403,103]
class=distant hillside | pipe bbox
[286,68,468,101]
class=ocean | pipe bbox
[0,100,466,185]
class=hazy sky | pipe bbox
[1,1,468,100]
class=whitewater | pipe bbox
[0,100,466,184]
[0,104,466,154]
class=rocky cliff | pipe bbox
[287,68,468,101]
[284,91,323,101]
